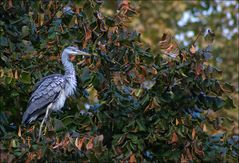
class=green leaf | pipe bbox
[20,71,31,84]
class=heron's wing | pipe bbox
[22,74,65,125]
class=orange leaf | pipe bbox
[75,136,86,150]
[86,137,94,150]
[192,128,196,140]
[171,132,178,144]
[129,154,136,163]
[83,26,92,48]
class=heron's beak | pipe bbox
[76,50,91,56]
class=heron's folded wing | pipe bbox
[31,74,62,93]
[22,75,65,124]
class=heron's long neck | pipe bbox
[61,51,77,96]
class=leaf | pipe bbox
[129,153,136,163]
[192,128,196,140]
[195,64,203,76]
[202,124,207,132]
[14,70,18,79]
[190,45,196,54]
[75,136,86,150]
[224,96,236,109]
[20,71,31,84]
[159,32,179,57]
[0,37,8,47]
[86,137,94,150]
[18,127,21,137]
[8,0,13,8]
[176,118,179,126]
[83,26,92,48]
[170,132,178,144]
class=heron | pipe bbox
[22,46,91,139]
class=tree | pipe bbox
[0,0,238,162]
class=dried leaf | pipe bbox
[14,70,18,79]
[190,45,196,54]
[180,154,188,163]
[176,118,179,126]
[192,128,196,140]
[170,132,178,144]
[195,64,203,76]
[18,126,21,137]
[202,124,207,132]
[159,32,179,57]
[129,154,136,163]
[39,13,45,26]
[193,143,204,157]
[8,0,13,8]
[83,26,92,48]
[75,136,86,150]
[86,137,94,150]
[186,148,193,161]
[27,137,31,148]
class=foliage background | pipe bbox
[0,0,238,162]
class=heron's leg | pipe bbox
[38,104,51,141]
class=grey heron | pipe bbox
[22,46,91,139]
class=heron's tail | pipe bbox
[22,106,46,126]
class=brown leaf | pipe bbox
[192,128,196,140]
[181,53,187,62]
[165,44,176,53]
[27,137,32,148]
[62,135,70,149]
[202,123,207,132]
[86,137,94,150]
[159,33,172,49]
[176,118,179,126]
[195,64,203,76]
[151,67,158,75]
[190,45,196,54]
[8,0,13,8]
[38,13,45,26]
[75,136,86,150]
[129,154,136,163]
[186,148,193,161]
[14,70,18,79]
[170,132,178,144]
[193,143,205,157]
[26,152,36,163]
[180,154,188,163]
[52,142,63,149]
[83,26,92,48]
[18,126,21,137]
[36,150,43,160]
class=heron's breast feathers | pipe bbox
[64,75,77,97]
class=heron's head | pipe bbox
[63,46,91,61]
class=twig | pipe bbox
[192,27,205,46]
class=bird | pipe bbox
[22,46,91,139]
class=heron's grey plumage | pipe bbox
[22,46,90,126]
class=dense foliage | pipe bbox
[0,0,238,162]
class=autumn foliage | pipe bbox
[0,0,238,162]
